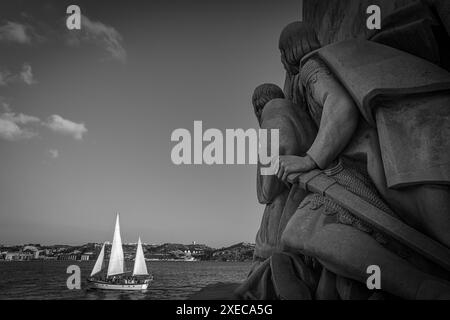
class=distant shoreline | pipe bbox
[1,242,256,263]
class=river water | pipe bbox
[0,260,251,300]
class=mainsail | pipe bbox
[90,242,105,277]
[132,237,148,276]
[107,214,125,276]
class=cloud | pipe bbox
[2,101,12,112]
[48,149,59,159]
[0,63,37,86]
[0,70,11,86]
[0,117,37,141]
[1,17,126,63]
[20,64,36,85]
[0,21,32,44]
[0,107,87,142]
[44,115,87,140]
[66,15,127,63]
[0,109,40,141]
[2,112,40,124]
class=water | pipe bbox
[0,260,251,300]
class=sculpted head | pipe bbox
[279,22,321,75]
[252,83,285,124]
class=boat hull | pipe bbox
[88,279,151,291]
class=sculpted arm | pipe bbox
[276,72,360,181]
[306,76,360,169]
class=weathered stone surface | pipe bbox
[235,252,318,300]
[307,39,450,187]
[303,0,450,71]
[430,0,450,36]
[376,93,450,187]
[310,39,450,124]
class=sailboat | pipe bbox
[87,214,153,290]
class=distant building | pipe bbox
[22,246,40,259]
[58,254,80,261]
[23,245,39,253]
[80,254,91,261]
[5,252,33,261]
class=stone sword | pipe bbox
[285,170,450,273]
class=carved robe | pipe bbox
[254,98,317,261]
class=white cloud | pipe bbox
[1,18,125,63]
[49,149,59,159]
[0,109,40,141]
[0,21,32,44]
[0,117,36,141]
[44,115,87,140]
[2,112,40,124]
[0,117,24,140]
[66,15,127,63]
[0,107,88,142]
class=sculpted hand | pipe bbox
[275,155,317,183]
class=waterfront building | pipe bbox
[5,252,33,261]
[81,254,91,261]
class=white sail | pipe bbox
[90,242,106,277]
[132,237,148,276]
[107,214,124,276]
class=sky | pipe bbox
[0,0,301,247]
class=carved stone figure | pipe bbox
[242,79,450,299]
[251,84,316,266]
[193,0,450,300]
[238,85,319,299]
[275,21,450,299]
[279,22,321,106]
[278,20,450,246]
[232,1,450,301]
